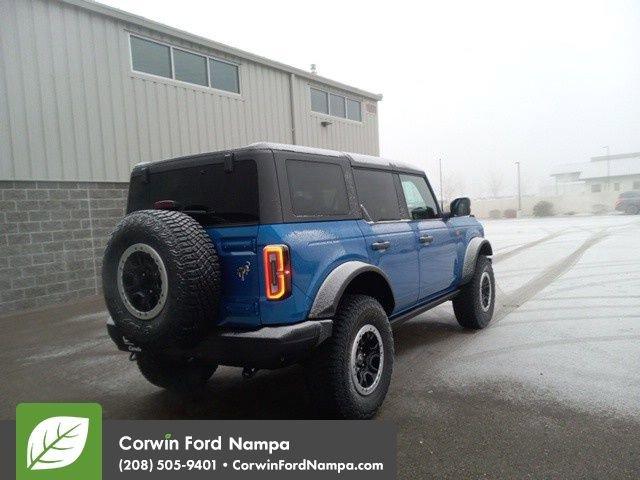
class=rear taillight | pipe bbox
[153,199,181,210]
[263,245,291,300]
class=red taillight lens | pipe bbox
[153,199,180,210]
[263,245,291,300]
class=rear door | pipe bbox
[127,154,262,328]
[398,173,458,299]
[354,168,420,312]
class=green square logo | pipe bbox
[16,403,102,480]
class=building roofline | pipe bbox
[57,0,383,101]
[591,152,640,162]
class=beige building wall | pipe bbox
[0,0,381,183]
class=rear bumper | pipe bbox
[107,319,332,369]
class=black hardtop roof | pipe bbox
[133,142,424,175]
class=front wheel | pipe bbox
[453,255,495,329]
[305,295,394,419]
[137,353,217,393]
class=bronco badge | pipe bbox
[237,261,251,281]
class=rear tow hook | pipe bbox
[242,367,258,379]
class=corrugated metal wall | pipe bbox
[0,0,380,182]
[293,77,380,157]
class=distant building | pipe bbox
[550,152,640,195]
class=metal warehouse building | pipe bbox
[0,0,382,314]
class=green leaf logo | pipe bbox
[26,416,89,470]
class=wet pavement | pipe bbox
[2,215,639,478]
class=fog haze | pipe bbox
[101,0,640,197]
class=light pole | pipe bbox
[515,161,522,212]
[439,158,444,210]
[602,146,610,190]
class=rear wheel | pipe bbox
[305,295,394,419]
[453,255,495,329]
[137,353,217,392]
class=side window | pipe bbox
[399,174,439,220]
[354,169,401,222]
[286,160,349,216]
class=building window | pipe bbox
[329,93,346,118]
[634,181,640,190]
[130,35,240,94]
[130,36,171,78]
[310,88,329,114]
[310,87,362,121]
[210,59,239,93]
[614,182,620,191]
[591,184,602,193]
[173,49,208,86]
[346,98,362,121]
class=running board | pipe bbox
[390,290,460,329]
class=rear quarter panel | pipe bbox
[257,220,369,325]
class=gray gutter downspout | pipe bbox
[289,73,297,145]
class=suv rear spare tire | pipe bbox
[102,209,221,347]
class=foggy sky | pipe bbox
[101,0,640,198]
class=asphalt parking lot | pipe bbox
[2,215,639,478]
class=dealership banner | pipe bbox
[3,404,396,479]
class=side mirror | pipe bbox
[450,197,471,217]
[410,206,436,220]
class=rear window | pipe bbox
[128,159,259,226]
[354,169,402,221]
[286,160,349,216]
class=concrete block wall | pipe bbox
[0,181,128,315]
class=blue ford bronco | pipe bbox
[103,142,494,419]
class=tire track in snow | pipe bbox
[492,229,571,264]
[493,230,609,322]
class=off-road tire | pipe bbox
[102,209,221,347]
[453,255,495,329]
[305,295,394,419]
[137,353,217,392]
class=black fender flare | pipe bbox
[308,261,394,319]
[461,237,493,284]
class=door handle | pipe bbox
[371,241,391,251]
[419,235,434,244]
